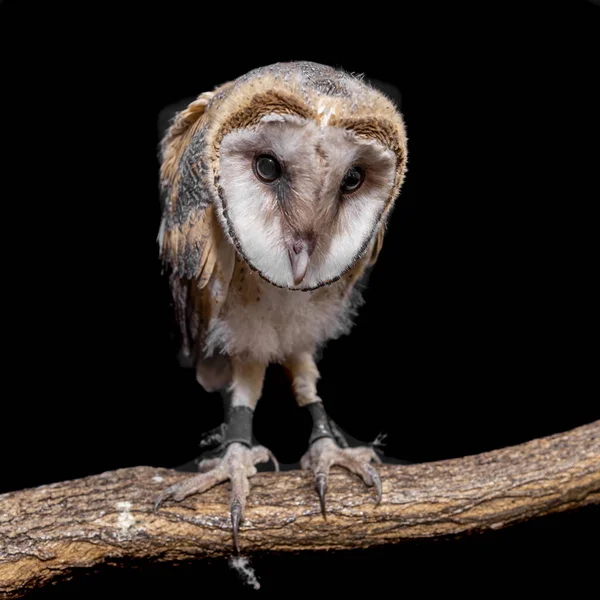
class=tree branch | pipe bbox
[1,421,599,597]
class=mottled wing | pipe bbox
[341,225,387,298]
[158,87,235,383]
[369,226,385,268]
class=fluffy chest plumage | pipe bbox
[204,258,360,363]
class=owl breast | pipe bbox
[203,257,362,364]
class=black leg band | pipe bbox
[223,406,254,448]
[306,402,335,445]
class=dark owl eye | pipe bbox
[254,154,282,183]
[340,165,365,193]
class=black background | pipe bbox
[1,0,599,595]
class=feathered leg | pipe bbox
[285,352,382,518]
[154,358,277,553]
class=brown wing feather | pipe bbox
[158,85,235,381]
[189,225,235,392]
[355,225,386,279]
[336,225,386,304]
[160,91,217,191]
[159,87,223,281]
[369,225,386,267]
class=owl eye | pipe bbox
[254,154,282,183]
[340,165,365,193]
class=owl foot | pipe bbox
[300,437,382,519]
[154,442,278,553]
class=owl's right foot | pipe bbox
[154,442,277,552]
[153,407,278,553]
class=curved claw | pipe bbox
[315,472,328,520]
[231,499,243,554]
[153,485,175,513]
[268,449,280,472]
[366,464,383,506]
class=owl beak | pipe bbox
[289,240,312,286]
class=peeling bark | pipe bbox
[1,421,599,598]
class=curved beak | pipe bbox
[289,240,312,286]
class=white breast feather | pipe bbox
[204,277,360,364]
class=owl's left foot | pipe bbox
[300,403,382,518]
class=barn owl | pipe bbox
[154,61,408,552]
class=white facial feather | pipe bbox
[217,116,396,290]
[219,131,294,286]
[310,134,396,284]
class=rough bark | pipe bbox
[1,421,599,597]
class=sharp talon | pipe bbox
[153,488,172,513]
[268,449,280,472]
[366,465,382,506]
[231,500,243,554]
[315,473,328,519]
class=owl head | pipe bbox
[164,62,408,290]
